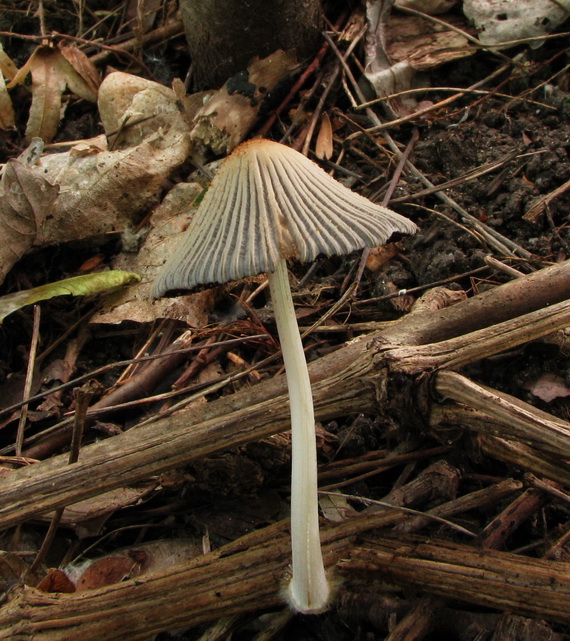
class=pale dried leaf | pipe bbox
[319,493,359,522]
[189,50,298,154]
[13,45,98,142]
[464,0,570,48]
[522,373,570,403]
[0,70,15,129]
[69,139,107,157]
[7,47,35,87]
[19,137,45,165]
[315,111,333,160]
[98,71,186,147]
[35,132,191,247]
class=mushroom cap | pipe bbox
[153,138,417,297]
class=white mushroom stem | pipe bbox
[267,258,330,614]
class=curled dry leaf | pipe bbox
[0,43,17,129]
[189,49,298,154]
[319,493,359,522]
[365,243,399,271]
[98,71,186,148]
[0,70,15,129]
[0,43,18,80]
[24,47,67,142]
[9,44,99,143]
[58,45,100,99]
[36,569,76,594]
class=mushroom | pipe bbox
[152,138,417,613]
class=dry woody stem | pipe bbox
[1,523,569,640]
[0,260,568,530]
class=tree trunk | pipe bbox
[180,0,322,88]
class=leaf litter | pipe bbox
[0,1,569,639]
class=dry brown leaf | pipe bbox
[25,47,68,142]
[319,493,359,522]
[365,243,399,271]
[189,49,298,154]
[37,136,190,241]
[0,43,17,80]
[75,553,145,591]
[0,70,15,129]
[36,569,77,594]
[0,45,17,126]
[58,44,100,100]
[315,111,334,160]
[10,45,99,143]
[98,71,185,148]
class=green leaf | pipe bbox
[0,270,141,323]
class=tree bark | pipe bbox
[180,0,322,89]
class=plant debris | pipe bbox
[0,1,568,640]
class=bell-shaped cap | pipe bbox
[153,138,417,297]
